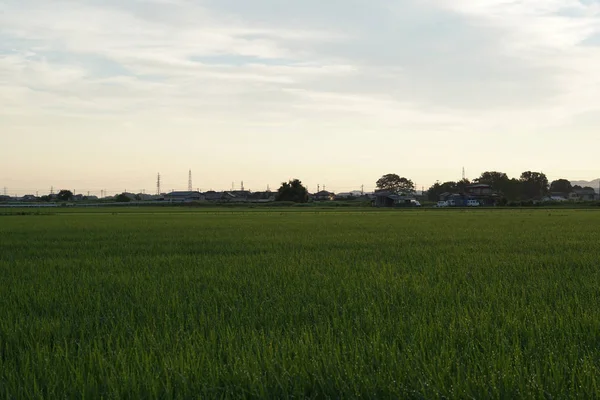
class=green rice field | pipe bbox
[1,208,599,398]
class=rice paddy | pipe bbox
[1,208,599,398]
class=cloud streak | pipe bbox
[1,0,600,193]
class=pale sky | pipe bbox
[2,0,600,195]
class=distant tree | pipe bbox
[426,181,461,201]
[583,186,595,191]
[115,193,132,202]
[57,190,73,201]
[573,185,583,190]
[474,171,509,190]
[456,178,471,193]
[376,174,415,194]
[276,179,309,203]
[426,182,443,201]
[549,179,573,195]
[504,178,522,201]
[520,171,549,199]
[40,195,51,202]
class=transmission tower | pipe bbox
[241,181,245,191]
[462,167,466,181]
[157,173,161,195]
[188,169,193,192]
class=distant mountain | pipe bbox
[570,179,600,188]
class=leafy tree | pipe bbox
[456,178,471,193]
[276,179,309,203]
[57,190,73,201]
[474,171,524,200]
[474,171,509,189]
[504,178,522,201]
[376,174,415,194]
[40,195,51,202]
[520,171,549,199]
[426,181,463,201]
[115,193,132,202]
[573,185,583,190]
[549,179,572,195]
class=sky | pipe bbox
[2,0,600,196]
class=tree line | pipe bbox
[275,172,596,204]
[426,171,595,203]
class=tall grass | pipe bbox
[1,209,599,398]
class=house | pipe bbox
[464,184,499,206]
[230,190,251,201]
[204,191,223,201]
[373,191,418,207]
[313,191,335,201]
[0,195,11,202]
[571,188,596,201]
[465,184,493,196]
[335,192,354,199]
[20,195,38,202]
[542,195,568,202]
[247,191,276,202]
[440,185,498,206]
[164,191,205,202]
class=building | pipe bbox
[373,191,419,207]
[164,191,205,202]
[313,191,335,201]
[571,188,596,201]
[439,184,499,206]
[465,184,493,196]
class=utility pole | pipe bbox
[361,185,364,195]
[317,184,320,192]
[3,187,7,196]
[50,186,54,195]
[157,173,161,195]
[241,181,244,191]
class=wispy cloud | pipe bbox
[2,0,600,193]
